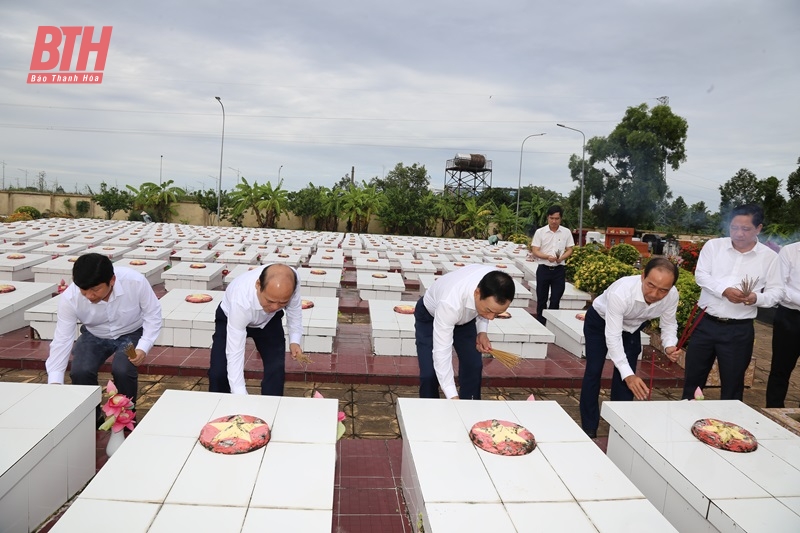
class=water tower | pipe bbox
[444,153,492,198]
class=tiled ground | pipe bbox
[0,274,791,532]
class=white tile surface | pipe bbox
[48,499,160,533]
[425,503,515,532]
[241,508,333,532]
[580,499,677,532]
[148,504,247,533]
[505,502,598,533]
[250,442,336,509]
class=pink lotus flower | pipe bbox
[112,408,136,432]
[98,380,135,433]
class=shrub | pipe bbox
[674,241,705,273]
[76,200,90,217]
[565,242,607,282]
[506,233,530,245]
[609,243,640,265]
[572,254,638,296]
[14,206,42,219]
[4,211,33,222]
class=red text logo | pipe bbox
[28,26,113,84]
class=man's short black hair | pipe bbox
[643,257,679,286]
[477,270,515,304]
[546,205,563,217]
[73,253,115,290]
[730,204,764,227]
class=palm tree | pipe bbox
[257,180,289,228]
[492,203,518,239]
[228,177,266,227]
[454,197,493,239]
[317,187,343,231]
[126,180,185,222]
[433,193,460,237]
[340,183,384,233]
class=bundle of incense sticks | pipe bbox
[489,348,522,369]
[295,352,313,365]
[124,343,137,360]
[738,275,760,296]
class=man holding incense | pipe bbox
[579,257,682,439]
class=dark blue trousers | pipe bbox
[536,264,566,325]
[70,326,143,425]
[579,307,644,434]
[414,298,483,400]
[208,304,286,396]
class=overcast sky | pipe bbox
[1,0,798,212]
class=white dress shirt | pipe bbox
[778,241,800,311]
[422,263,496,399]
[220,264,303,395]
[531,225,574,266]
[695,237,782,319]
[46,266,162,384]
[591,274,679,381]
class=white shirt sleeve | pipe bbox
[694,241,729,298]
[754,253,784,309]
[781,246,800,308]
[431,302,460,399]
[225,304,251,395]
[46,290,79,384]
[603,291,635,380]
[135,277,162,354]
[659,292,680,349]
[284,285,303,345]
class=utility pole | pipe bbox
[351,166,355,185]
[228,167,241,182]
[1,160,5,189]
[17,168,28,189]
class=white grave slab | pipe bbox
[487,308,554,359]
[0,252,50,281]
[354,257,391,271]
[280,245,311,261]
[81,245,134,261]
[140,238,176,248]
[211,241,245,253]
[602,400,800,533]
[124,246,173,261]
[298,267,342,298]
[399,259,437,281]
[34,242,89,257]
[114,258,169,286]
[161,261,225,290]
[32,256,81,284]
[543,309,649,359]
[307,253,345,270]
[529,280,591,310]
[368,300,417,356]
[157,289,225,347]
[356,270,405,300]
[103,236,143,247]
[224,264,263,284]
[509,280,532,308]
[0,382,100,533]
[0,281,58,334]
[282,295,338,353]
[260,253,303,268]
[172,248,217,263]
[1,228,44,242]
[397,398,676,533]
[217,249,261,265]
[51,390,337,533]
[65,233,110,246]
[0,241,44,254]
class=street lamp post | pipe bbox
[515,133,547,233]
[278,165,283,182]
[557,123,586,246]
[214,97,225,225]
[159,155,163,185]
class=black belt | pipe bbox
[538,264,564,270]
[705,314,753,325]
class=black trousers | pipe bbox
[766,305,800,407]
[208,305,286,396]
[578,307,644,433]
[414,298,483,400]
[536,264,566,325]
[681,316,754,401]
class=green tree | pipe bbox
[371,163,435,235]
[454,197,493,238]
[339,182,385,233]
[256,180,289,228]
[92,182,132,220]
[685,201,712,233]
[492,204,518,239]
[194,188,230,225]
[288,183,325,229]
[228,177,267,227]
[664,196,688,233]
[719,168,761,216]
[572,103,688,228]
[759,176,786,225]
[126,180,185,222]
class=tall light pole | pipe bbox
[516,133,546,233]
[278,165,283,182]
[159,155,163,185]
[214,97,225,225]
[557,123,586,246]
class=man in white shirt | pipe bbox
[767,241,799,407]
[46,253,162,419]
[415,264,515,400]
[530,206,575,325]
[681,204,782,401]
[579,257,683,438]
[208,263,304,395]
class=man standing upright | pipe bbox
[766,240,799,408]
[531,205,574,325]
[681,204,782,401]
